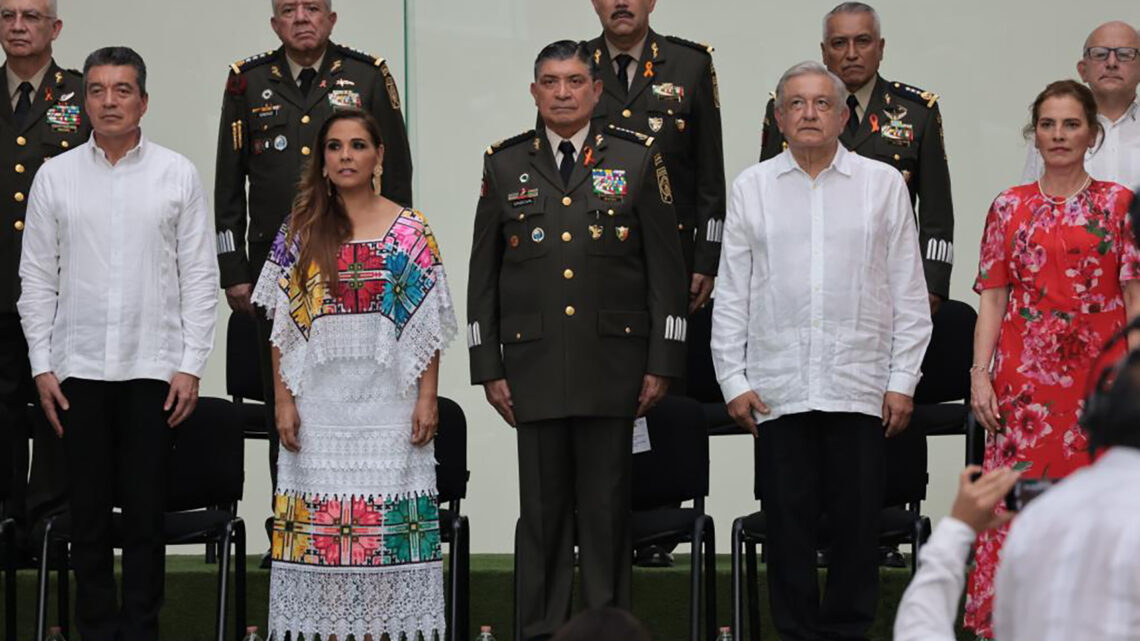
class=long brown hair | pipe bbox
[288,109,385,293]
[1023,79,1105,152]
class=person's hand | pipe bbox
[164,373,200,427]
[928,293,943,316]
[411,394,439,446]
[225,283,254,315]
[882,391,914,437]
[483,379,516,427]
[689,273,714,313]
[276,397,302,452]
[636,374,668,417]
[950,465,1020,534]
[726,390,767,437]
[970,369,1003,435]
[34,372,69,437]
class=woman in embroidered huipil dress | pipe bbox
[253,110,455,641]
[965,81,1140,638]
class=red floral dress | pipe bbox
[965,181,1139,636]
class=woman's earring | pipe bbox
[372,164,383,197]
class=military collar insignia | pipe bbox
[270,65,283,79]
[533,137,542,152]
[651,42,660,60]
[54,71,63,85]
[330,59,343,74]
[594,49,602,65]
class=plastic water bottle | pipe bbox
[477,625,496,641]
[45,627,66,641]
[716,626,734,641]
[242,625,264,641]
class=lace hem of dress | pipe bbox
[268,562,445,641]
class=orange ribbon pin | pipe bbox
[643,61,654,78]
[583,147,595,167]
[869,114,880,133]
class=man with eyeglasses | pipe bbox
[0,0,88,559]
[1022,21,1140,189]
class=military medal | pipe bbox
[274,135,288,151]
[507,187,539,207]
[336,79,356,88]
[615,226,630,242]
[589,224,604,240]
[675,118,686,132]
[45,104,81,133]
[262,89,273,100]
[591,169,627,202]
[651,83,685,102]
[519,173,530,183]
[531,228,545,243]
[648,116,663,133]
[880,105,914,146]
[328,89,363,110]
[59,92,74,102]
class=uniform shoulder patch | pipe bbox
[230,50,277,75]
[886,80,939,108]
[665,34,714,55]
[606,124,655,148]
[335,43,383,67]
[486,129,536,156]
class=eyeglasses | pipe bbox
[1084,47,1140,63]
[0,9,56,26]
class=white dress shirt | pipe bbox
[995,447,1140,641]
[545,123,590,167]
[1021,97,1140,190]
[286,52,325,85]
[711,145,931,421]
[893,516,977,641]
[18,134,218,383]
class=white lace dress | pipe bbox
[252,209,456,641]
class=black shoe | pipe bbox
[879,545,907,568]
[634,545,675,568]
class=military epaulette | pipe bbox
[665,34,714,55]
[886,80,939,109]
[230,50,276,75]
[335,43,384,67]
[486,130,536,156]
[768,91,777,103]
[606,124,655,147]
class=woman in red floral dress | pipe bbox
[966,80,1140,638]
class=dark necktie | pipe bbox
[845,94,860,137]
[298,68,317,97]
[558,140,576,186]
[614,54,634,93]
[13,82,33,129]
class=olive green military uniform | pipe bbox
[760,75,954,299]
[467,123,687,640]
[0,62,89,539]
[213,43,413,492]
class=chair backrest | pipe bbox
[434,396,469,504]
[915,299,977,404]
[166,397,246,512]
[226,311,264,402]
[884,423,929,506]
[684,303,723,404]
[632,395,710,510]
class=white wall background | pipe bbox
[42,1,1138,554]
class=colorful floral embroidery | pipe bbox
[382,494,442,565]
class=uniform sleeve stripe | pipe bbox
[216,230,236,255]
[467,322,482,348]
[926,239,954,264]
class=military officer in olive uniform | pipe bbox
[468,41,687,641]
[0,0,88,551]
[760,2,954,306]
[214,0,412,509]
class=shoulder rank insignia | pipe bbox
[888,81,939,108]
[665,34,714,55]
[606,124,655,148]
[230,50,275,75]
[486,129,536,156]
[335,43,383,66]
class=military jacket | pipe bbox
[760,75,954,298]
[467,123,689,422]
[0,62,88,313]
[588,30,726,276]
[214,43,413,288]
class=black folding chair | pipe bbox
[34,397,247,641]
[436,397,471,641]
[226,311,270,440]
[913,299,983,464]
[730,423,931,640]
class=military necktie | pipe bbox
[13,82,33,129]
[298,68,317,97]
[845,94,860,137]
[614,54,634,93]
[558,140,576,186]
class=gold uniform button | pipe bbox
[518,213,525,221]
[562,196,572,207]
[893,154,900,161]
[14,192,24,203]
[16,136,26,146]
[13,220,24,231]
[563,269,574,280]
[624,326,632,334]
[301,146,311,156]
[515,332,522,340]
[622,108,632,118]
[61,140,69,149]
[561,231,572,242]
[678,223,685,230]
[15,164,25,174]
[301,115,311,124]
[607,209,615,216]
[564,305,576,317]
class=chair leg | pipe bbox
[446,517,458,641]
[56,540,68,641]
[513,520,522,641]
[3,519,16,641]
[216,522,234,641]
[690,522,703,641]
[745,542,761,641]
[35,519,53,641]
[235,518,247,641]
[457,516,470,641]
[704,520,717,641]
[731,519,743,641]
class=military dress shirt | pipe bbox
[214,43,413,288]
[712,146,932,421]
[467,123,689,422]
[5,62,48,109]
[0,61,88,313]
[1021,97,1140,189]
[588,30,726,277]
[761,75,955,299]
